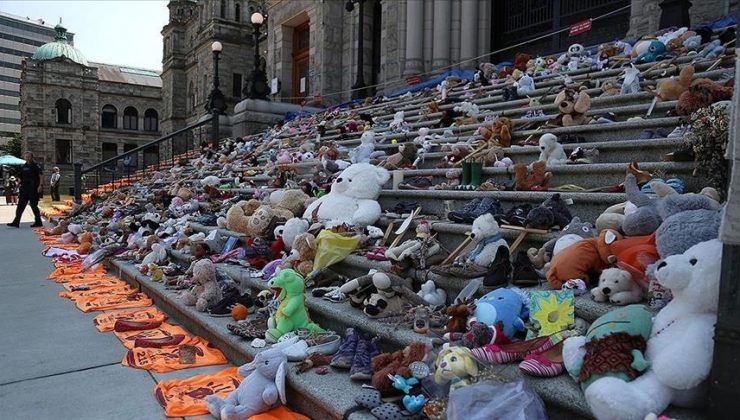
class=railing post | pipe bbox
[73,163,82,203]
[211,112,220,149]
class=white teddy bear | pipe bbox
[302,163,390,227]
[349,131,386,164]
[417,279,447,306]
[591,267,644,305]
[274,217,309,251]
[464,213,509,267]
[576,239,723,420]
[538,133,568,166]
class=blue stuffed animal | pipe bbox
[472,288,529,339]
[633,40,666,64]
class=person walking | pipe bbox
[7,151,43,228]
[5,176,18,205]
[50,167,61,202]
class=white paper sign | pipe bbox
[300,77,306,93]
[271,78,279,94]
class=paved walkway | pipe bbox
[0,220,227,419]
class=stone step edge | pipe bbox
[108,258,376,420]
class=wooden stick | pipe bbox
[389,207,421,248]
[441,234,473,265]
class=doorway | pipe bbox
[292,21,310,103]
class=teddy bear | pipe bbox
[652,64,694,101]
[302,163,390,227]
[591,267,644,305]
[546,229,621,289]
[553,86,591,126]
[600,79,620,96]
[349,131,386,164]
[525,193,573,231]
[478,116,513,147]
[513,161,552,191]
[675,79,734,116]
[417,279,447,306]
[621,64,642,95]
[385,221,443,270]
[181,259,222,312]
[433,168,462,190]
[274,217,309,252]
[78,231,94,255]
[562,304,653,420]
[225,199,261,234]
[537,133,568,165]
[378,142,417,170]
[527,216,595,268]
[268,189,310,218]
[574,239,723,420]
[371,342,429,391]
[282,232,316,278]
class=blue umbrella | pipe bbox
[0,155,26,165]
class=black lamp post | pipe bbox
[346,0,367,100]
[205,41,227,147]
[247,11,270,100]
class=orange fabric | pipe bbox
[48,264,105,280]
[249,406,311,420]
[94,307,167,332]
[59,285,136,302]
[123,336,227,373]
[153,367,242,417]
[74,292,153,312]
[50,272,112,284]
[608,232,659,289]
[115,323,191,349]
[61,277,126,291]
[547,230,623,288]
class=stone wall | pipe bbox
[628,0,737,38]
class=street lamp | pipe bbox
[346,0,367,100]
[205,41,227,147]
[246,11,270,100]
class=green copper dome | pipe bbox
[32,20,88,66]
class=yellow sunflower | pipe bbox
[530,292,574,339]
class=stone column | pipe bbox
[460,0,478,67]
[450,0,461,68]
[423,0,434,73]
[627,0,661,39]
[432,0,451,70]
[478,0,490,61]
[404,0,424,75]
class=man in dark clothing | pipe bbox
[7,151,43,228]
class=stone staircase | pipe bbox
[87,38,739,419]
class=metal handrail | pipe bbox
[74,114,217,202]
[81,115,214,175]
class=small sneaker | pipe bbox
[349,334,380,380]
[483,247,512,288]
[398,176,433,190]
[330,327,359,369]
[519,341,565,377]
[207,290,240,317]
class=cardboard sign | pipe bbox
[406,75,422,85]
[569,19,592,37]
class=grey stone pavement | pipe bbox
[0,207,229,420]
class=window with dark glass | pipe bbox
[233,73,242,98]
[55,98,71,124]
[220,0,226,18]
[123,106,138,130]
[235,3,241,22]
[55,139,72,164]
[101,104,117,128]
[144,108,158,132]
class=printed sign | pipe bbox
[569,19,592,37]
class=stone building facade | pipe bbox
[262,0,737,106]
[161,0,258,135]
[19,24,162,194]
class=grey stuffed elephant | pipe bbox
[206,346,287,420]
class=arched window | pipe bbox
[220,0,226,18]
[235,3,241,22]
[144,109,159,132]
[55,98,71,124]
[101,104,117,128]
[123,106,138,130]
[189,81,195,112]
[203,74,208,103]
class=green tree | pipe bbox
[5,134,22,158]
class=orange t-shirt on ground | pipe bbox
[153,366,242,417]
[123,337,227,373]
[93,307,167,332]
[114,323,191,349]
[75,292,153,313]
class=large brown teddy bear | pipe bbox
[675,79,734,116]
[270,189,311,218]
[546,229,622,289]
[513,161,552,191]
[225,199,261,234]
[653,64,694,101]
[378,142,417,170]
[371,342,429,391]
[478,116,513,147]
[554,86,591,126]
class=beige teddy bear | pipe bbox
[269,189,310,218]
[225,199,262,234]
[282,232,317,278]
[181,259,222,312]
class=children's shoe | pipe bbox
[330,327,359,369]
[349,334,379,380]
[471,335,555,365]
[519,340,565,377]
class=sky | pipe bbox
[0,0,169,71]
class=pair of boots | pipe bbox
[330,327,380,380]
[456,160,483,190]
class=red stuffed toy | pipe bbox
[607,232,659,289]
[546,229,622,289]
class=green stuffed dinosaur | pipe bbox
[265,269,323,343]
